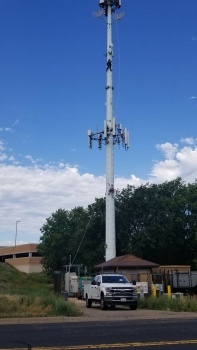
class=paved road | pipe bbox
[0,299,196,349]
[0,318,197,349]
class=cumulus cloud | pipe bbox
[149,141,197,184]
[1,137,197,246]
[149,159,180,183]
[0,163,107,245]
[180,137,196,145]
[156,142,178,159]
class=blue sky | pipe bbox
[0,0,197,245]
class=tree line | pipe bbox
[38,178,197,275]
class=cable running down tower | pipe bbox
[88,0,129,261]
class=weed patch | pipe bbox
[0,263,82,318]
[139,296,197,312]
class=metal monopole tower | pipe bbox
[88,0,129,261]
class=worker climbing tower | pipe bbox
[88,0,129,261]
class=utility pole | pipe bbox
[88,0,129,261]
[15,220,21,246]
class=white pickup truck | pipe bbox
[84,274,138,310]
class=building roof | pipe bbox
[95,254,159,269]
[0,243,38,255]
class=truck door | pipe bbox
[95,275,101,299]
[91,276,100,300]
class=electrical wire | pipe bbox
[72,177,105,265]
[71,213,92,265]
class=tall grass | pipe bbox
[0,263,82,318]
[139,295,197,312]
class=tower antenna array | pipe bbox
[88,0,129,261]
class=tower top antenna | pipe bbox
[99,0,121,15]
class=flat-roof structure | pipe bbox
[0,243,43,273]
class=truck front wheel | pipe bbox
[129,304,137,310]
[86,295,92,308]
[100,295,107,310]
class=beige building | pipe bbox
[95,254,159,284]
[0,243,43,273]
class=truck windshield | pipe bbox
[102,275,129,284]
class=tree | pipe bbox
[77,198,106,271]
[115,178,197,267]
[38,199,106,275]
[39,178,197,274]
[38,207,89,275]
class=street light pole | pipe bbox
[15,221,21,246]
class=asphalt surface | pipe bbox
[0,318,197,349]
[0,299,196,349]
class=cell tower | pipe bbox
[88,0,129,261]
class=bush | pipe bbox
[139,295,197,312]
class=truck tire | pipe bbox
[110,305,115,310]
[129,304,137,310]
[100,295,107,310]
[86,295,92,308]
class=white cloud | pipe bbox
[0,127,12,133]
[149,159,180,183]
[58,162,65,168]
[156,142,178,159]
[4,127,12,132]
[149,141,197,184]
[0,163,106,245]
[13,120,19,126]
[1,138,197,246]
[0,141,5,151]
[0,153,7,161]
[180,137,196,145]
[25,155,35,164]
[189,96,197,99]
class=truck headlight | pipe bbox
[105,288,112,295]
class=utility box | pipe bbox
[65,272,79,296]
[78,276,93,299]
[171,272,197,289]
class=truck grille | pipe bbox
[110,288,134,297]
